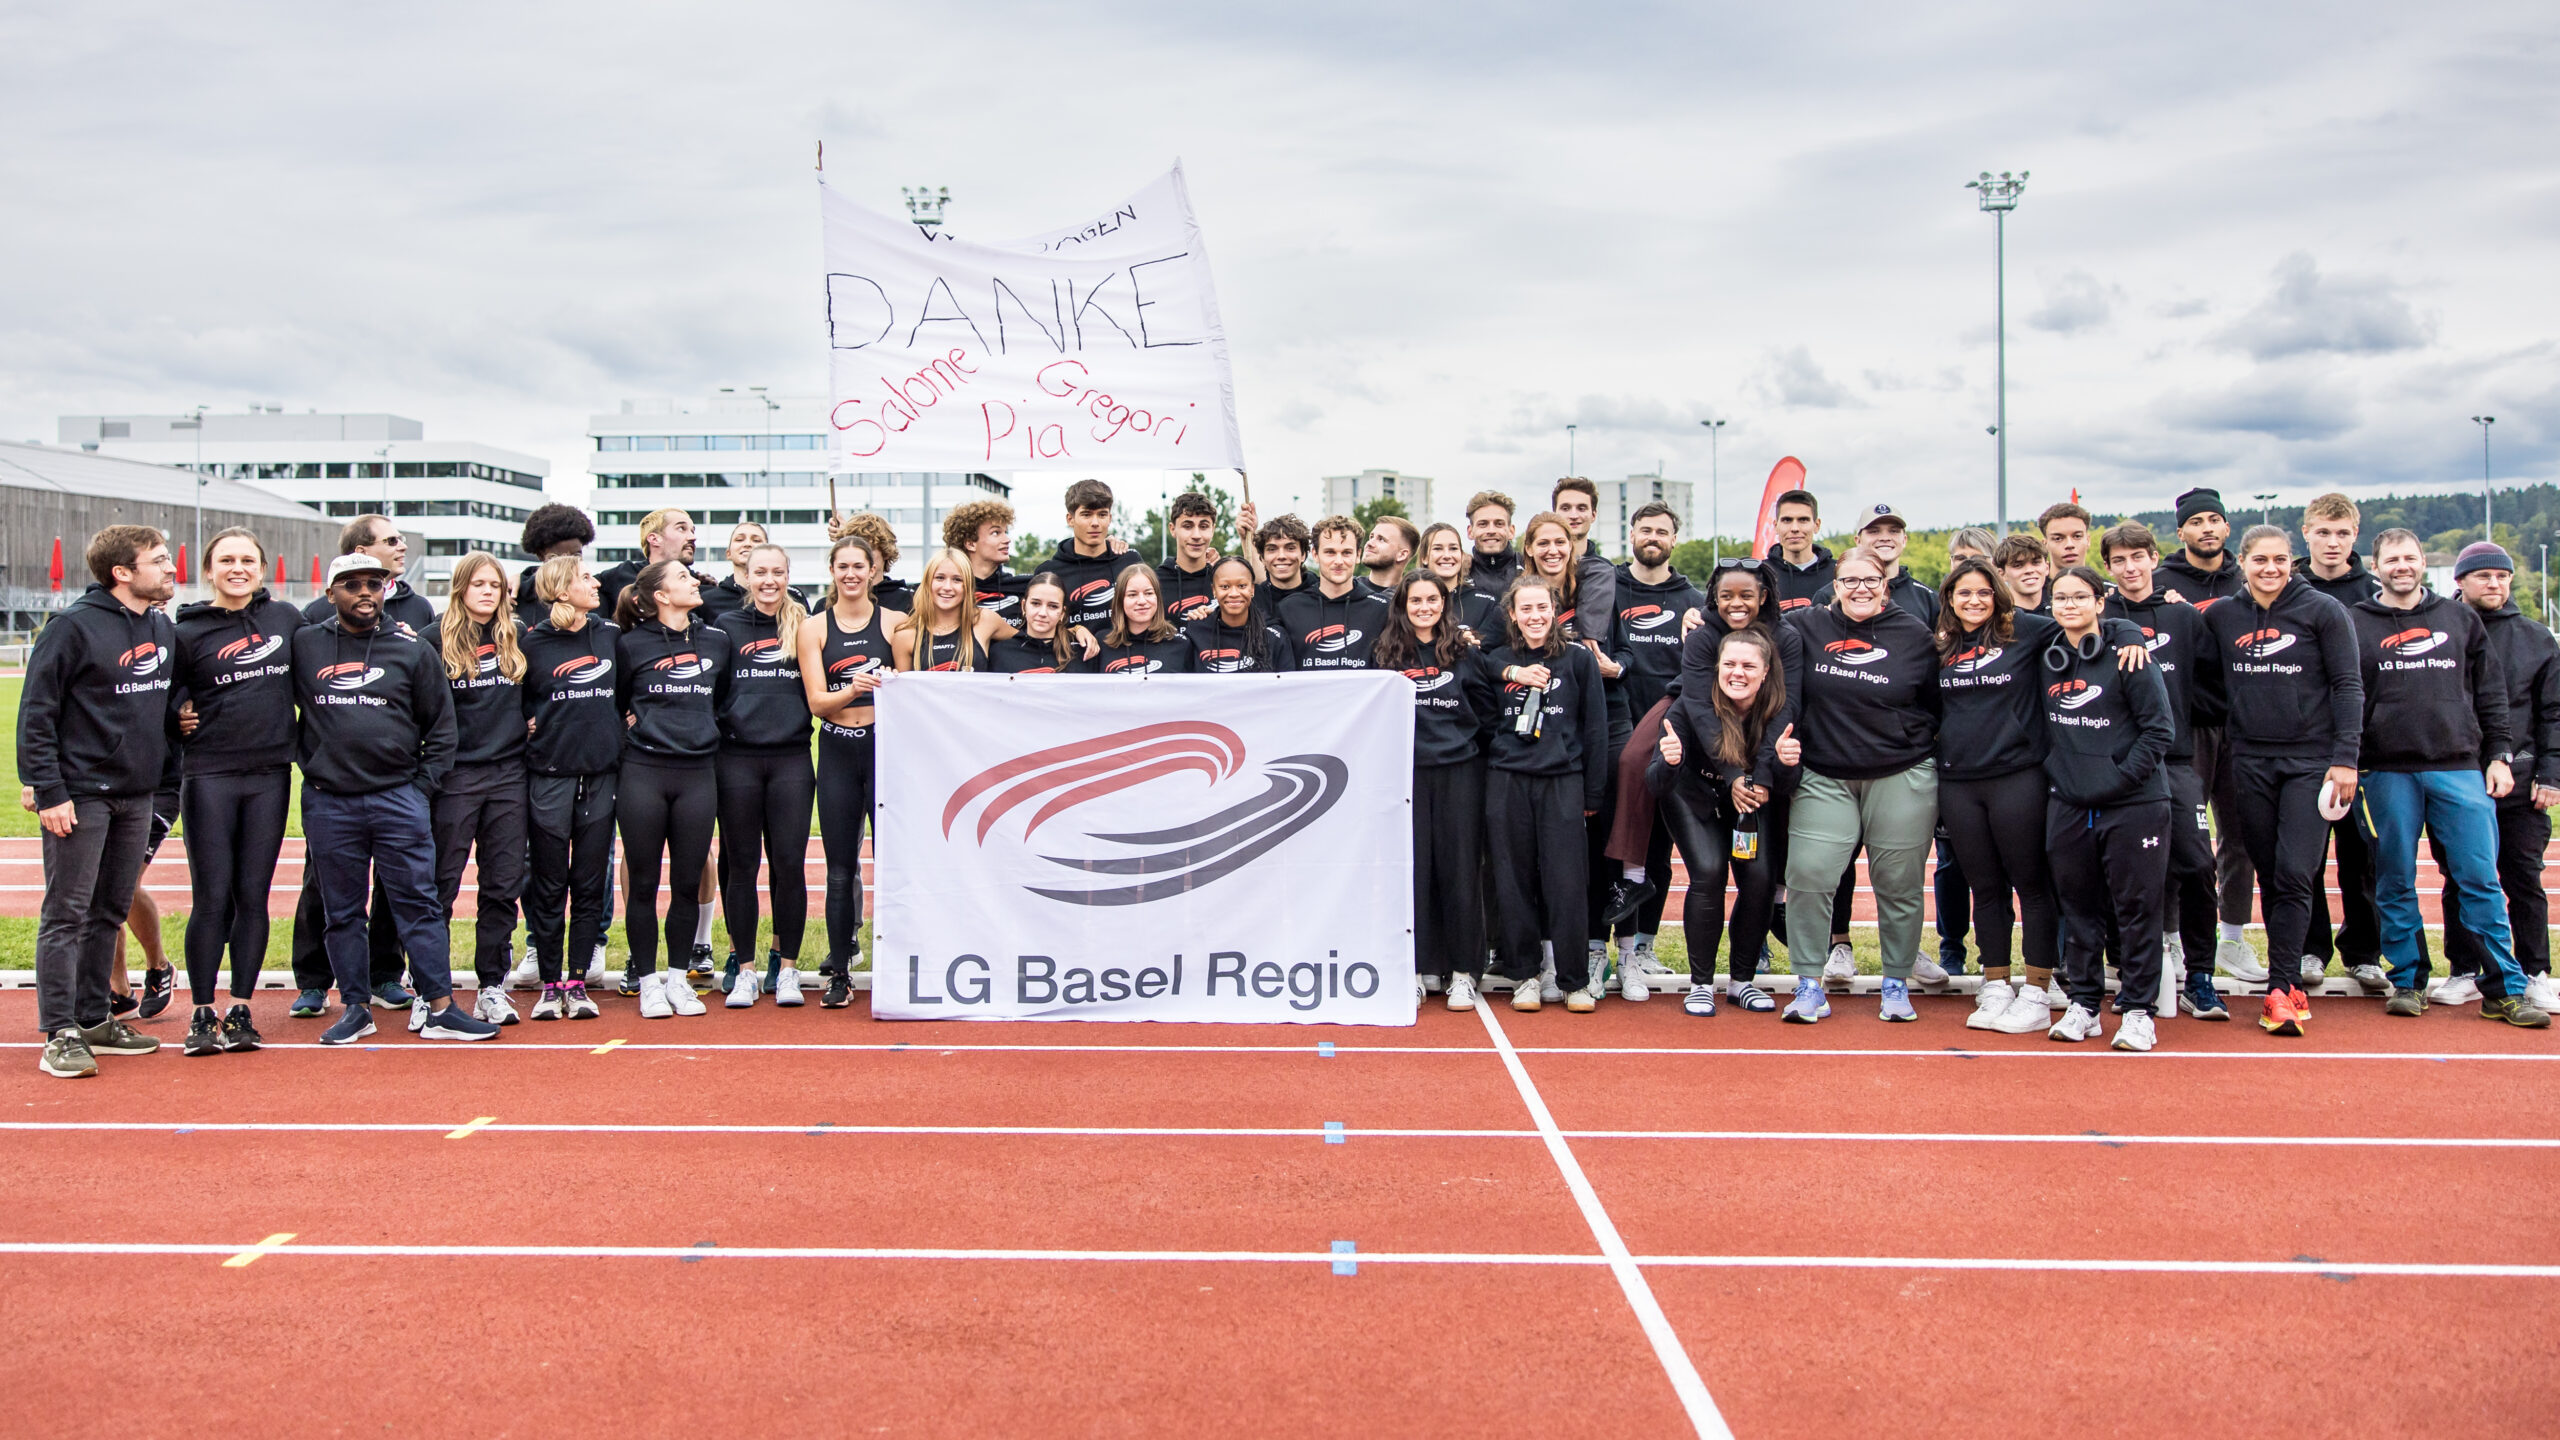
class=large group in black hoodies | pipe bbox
[19,478,2560,1078]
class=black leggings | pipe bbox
[433,760,529,988]
[1659,780,1774,982]
[1936,768,2059,972]
[526,771,616,984]
[1486,768,1589,991]
[718,747,816,964]
[818,728,875,976]
[617,758,717,978]
[1414,760,1486,979]
[2233,755,2330,976]
[180,768,291,1005]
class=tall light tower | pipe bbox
[903,186,950,232]
[1567,423,1578,475]
[1966,169,2028,532]
[2474,415,2497,535]
[1699,418,1726,561]
[2253,491,2278,528]
[753,386,778,522]
[172,404,208,586]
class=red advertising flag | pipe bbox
[49,536,63,591]
[1749,457,1809,560]
[175,542,189,585]
[276,555,288,589]
[311,554,323,588]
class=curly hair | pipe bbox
[520,502,594,559]
[941,499,1015,553]
[839,512,899,573]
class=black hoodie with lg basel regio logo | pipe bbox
[2349,589,2511,773]
[290,614,456,797]
[522,618,625,775]
[2197,575,2363,768]
[1785,604,1941,780]
[615,617,734,764]
[1274,586,1391,672]
[18,585,178,808]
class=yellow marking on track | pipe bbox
[446,1116,497,1139]
[591,1038,626,1055]
[221,1233,296,1268]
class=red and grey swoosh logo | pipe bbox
[1623,604,1673,631]
[2234,628,2295,658]
[1825,638,1889,666]
[829,654,881,681]
[1167,594,1213,620]
[216,634,284,665]
[319,660,383,691]
[1070,579,1115,611]
[942,722,1343,906]
[119,643,167,677]
[2047,678,2105,710]
[1404,667,1454,693]
[2382,627,2447,656]
[474,643,498,676]
[1308,624,1365,654]
[738,638,790,667]
[551,656,613,683]
[1196,647,1242,671]
[1944,644,2004,673]
[652,652,707,679]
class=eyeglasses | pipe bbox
[1835,576,1884,590]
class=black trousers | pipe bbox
[1488,768,1590,990]
[2049,798,2171,1014]
[525,770,617,983]
[2233,755,2330,978]
[35,794,152,1034]
[1659,779,1775,981]
[818,729,875,976]
[2193,725,2257,927]
[718,747,816,964]
[1937,768,2059,972]
[180,768,291,1006]
[291,838,403,993]
[1936,831,1970,959]
[2441,802,2553,980]
[1584,719,1634,940]
[2163,763,2218,962]
[1414,760,1487,979]
[432,759,529,987]
[2303,809,2384,968]
[618,758,717,978]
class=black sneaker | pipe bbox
[687,944,717,992]
[822,971,853,1009]
[617,971,644,998]
[372,980,416,1009]
[138,966,176,1019]
[318,1006,377,1047]
[221,1004,264,1052]
[1599,877,1656,927]
[290,989,330,1017]
[109,990,140,1018]
[184,1007,225,1057]
[720,952,744,991]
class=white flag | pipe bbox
[820,165,1245,472]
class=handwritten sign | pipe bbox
[821,165,1245,471]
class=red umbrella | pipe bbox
[48,536,63,591]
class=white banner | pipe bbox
[820,165,1245,472]
[872,673,1415,1024]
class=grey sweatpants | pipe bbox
[1783,762,1938,980]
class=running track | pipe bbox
[3,987,2555,1435]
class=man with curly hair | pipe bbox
[942,499,1024,626]
[515,503,594,630]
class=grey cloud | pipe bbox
[2155,368,2362,442]
[2216,253,2432,360]
[1752,347,1864,410]
[2028,269,2119,334]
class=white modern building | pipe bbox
[1593,471,1695,560]
[589,392,1010,580]
[1323,469,1435,525]
[59,409,550,596]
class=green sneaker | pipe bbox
[2481,996,2553,1029]
[40,1028,97,1078]
[80,1017,160,1055]
[2384,987,2428,1018]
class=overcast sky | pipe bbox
[3,0,2553,535]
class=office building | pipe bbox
[589,393,1009,579]
[1323,469,1434,524]
[1593,471,1694,560]
[60,409,550,595]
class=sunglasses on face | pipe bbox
[337,576,387,593]
[1713,557,1766,572]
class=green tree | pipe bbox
[1352,496,1411,535]
[1134,476,1247,564]
[1011,531,1050,568]
[1670,539,1719,587]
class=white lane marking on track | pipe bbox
[6,1240,2554,1280]
[1475,1001,1731,1440]
[7,1120,2557,1148]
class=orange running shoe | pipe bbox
[2290,985,2313,1021]
[2259,989,2304,1036]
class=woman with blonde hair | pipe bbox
[425,551,532,1025]
[713,543,816,1007]
[1517,512,1583,638]
[891,548,1025,672]
[796,532,893,1007]
[518,555,617,1017]
[1077,562,1196,674]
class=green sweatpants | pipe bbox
[1783,762,1939,979]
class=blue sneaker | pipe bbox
[372,980,416,1009]
[1879,976,1918,1022]
[2179,974,2230,1021]
[417,1004,501,1042]
[1782,981,1830,1025]
[289,989,330,1018]
[318,1006,377,1046]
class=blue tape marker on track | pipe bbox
[1331,1240,1357,1276]
[1324,1122,1345,1144]
[1318,1042,1335,1058]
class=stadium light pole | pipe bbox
[173,404,208,587]
[1699,418,1725,561]
[2253,491,2277,528]
[1966,170,2028,533]
[753,387,777,522]
[1567,424,1578,475]
[2474,415,2496,535]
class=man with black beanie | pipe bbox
[2434,542,2560,1013]
[2156,487,2261,986]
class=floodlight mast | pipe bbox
[1966,170,2028,533]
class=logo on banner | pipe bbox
[2234,628,2295,658]
[940,721,1346,906]
[1824,638,1890,666]
[551,655,613,684]
[216,634,285,666]
[2381,627,2448,656]
[119,643,167,677]
[319,660,384,691]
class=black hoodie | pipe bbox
[1609,566,1706,718]
[972,566,1027,627]
[1765,543,1836,615]
[987,631,1072,674]
[1156,558,1220,624]
[302,577,434,637]
[2156,548,2243,610]
[513,565,551,632]
[2196,576,2363,767]
[1786,603,1942,779]
[1043,540,1139,634]
[1934,612,2059,781]
[1075,634,1197,675]
[615,617,733,764]
[2040,619,2175,807]
[1388,639,1499,766]
[2297,552,2379,608]
[712,603,812,753]
[1670,593,1804,786]
[2473,599,2560,799]
[1646,700,1804,814]
[2104,587,2222,758]
[1465,546,1521,603]
[1482,640,1610,807]
[291,614,455,797]
[697,575,752,629]
[171,590,304,777]
[18,586,177,808]
[419,612,528,766]
[1274,584,1391,671]
[1186,613,1296,673]
[521,618,625,774]
[2349,589,2510,773]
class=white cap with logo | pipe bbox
[326,553,393,586]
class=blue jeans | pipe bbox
[2357,769,2523,995]
[302,784,453,1006]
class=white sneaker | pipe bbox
[1413,976,1428,1005]
[1620,961,1649,1002]
[1511,975,1542,1013]
[1419,973,1443,994]
[2347,962,2390,995]
[775,967,805,1006]
[1564,987,1598,1013]
[2431,974,2482,1005]
[666,972,707,1016]
[1824,943,1857,989]
[586,944,610,988]
[1538,956,1564,1005]
[475,986,520,1026]
[2298,956,2325,987]
[1966,978,2016,1031]
[1912,954,1950,988]
[506,948,540,991]
[407,997,430,1033]
[2048,1002,2104,1043]
[1630,940,1674,978]
[1991,984,2052,1035]
[2527,975,2560,1013]
[726,967,761,1009]
[2112,1010,2157,1052]
[2216,937,2267,983]
[1446,973,1479,1011]
[637,972,675,1020]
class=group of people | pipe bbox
[18,470,2554,1077]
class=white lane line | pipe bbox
[1514,1047,2560,1062]
[8,1120,2557,1149]
[6,1239,2553,1281]
[1476,1001,1731,1440]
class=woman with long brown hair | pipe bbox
[795,532,892,1007]
[1077,563,1196,674]
[1650,627,1801,1015]
[988,574,1076,673]
[1481,576,1610,1012]
[427,551,531,1025]
[1517,512,1583,638]
[519,554,617,1018]
[614,558,731,1019]
[1374,571,1498,1008]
